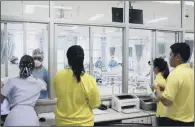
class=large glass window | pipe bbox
[156,31,176,71]
[51,1,124,24]
[1,1,23,18]
[184,1,194,30]
[7,23,24,77]
[1,1,49,20]
[185,32,194,67]
[92,27,123,95]
[23,1,49,20]
[130,1,181,28]
[26,23,49,69]
[1,23,6,78]
[128,29,152,95]
[55,25,90,72]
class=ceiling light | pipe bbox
[88,14,104,21]
[25,5,72,10]
[147,17,168,24]
[153,1,194,6]
[185,1,194,6]
[105,30,115,34]
[154,1,180,4]
[52,6,72,10]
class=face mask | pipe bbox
[34,60,42,67]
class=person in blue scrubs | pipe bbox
[95,57,104,69]
[109,56,118,68]
[32,48,49,99]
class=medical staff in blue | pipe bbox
[32,48,49,99]
[109,56,118,68]
[95,57,104,69]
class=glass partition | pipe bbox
[51,1,124,24]
[128,29,153,95]
[131,1,181,28]
[1,1,49,20]
[156,31,176,71]
[55,25,90,73]
[1,1,23,18]
[7,23,24,77]
[23,1,49,20]
[185,32,194,68]
[91,27,123,95]
[1,23,6,78]
[26,23,49,69]
[184,1,194,30]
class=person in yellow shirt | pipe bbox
[152,58,169,126]
[53,45,101,126]
[155,43,194,126]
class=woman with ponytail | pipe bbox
[0,55,47,126]
[152,57,170,126]
[53,45,100,126]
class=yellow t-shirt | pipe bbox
[53,69,101,126]
[154,73,167,117]
[162,63,194,122]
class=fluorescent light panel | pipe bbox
[147,17,168,24]
[88,14,104,21]
[25,5,72,13]
[154,1,194,6]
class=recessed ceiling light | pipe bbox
[88,14,104,21]
[147,17,168,24]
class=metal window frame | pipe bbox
[1,1,190,99]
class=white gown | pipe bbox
[1,78,11,116]
[1,76,47,126]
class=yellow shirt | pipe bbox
[162,63,194,122]
[154,73,166,117]
[53,69,101,126]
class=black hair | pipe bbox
[153,58,170,79]
[170,43,190,62]
[67,45,85,82]
[148,61,151,65]
[19,55,35,78]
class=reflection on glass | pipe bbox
[7,23,23,77]
[131,1,181,28]
[26,23,48,69]
[23,1,49,20]
[92,27,122,95]
[156,31,176,71]
[51,1,124,23]
[55,25,89,73]
[128,29,152,95]
[185,33,194,68]
[1,23,5,78]
[1,1,23,18]
[184,3,194,30]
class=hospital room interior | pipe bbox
[0,1,194,126]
